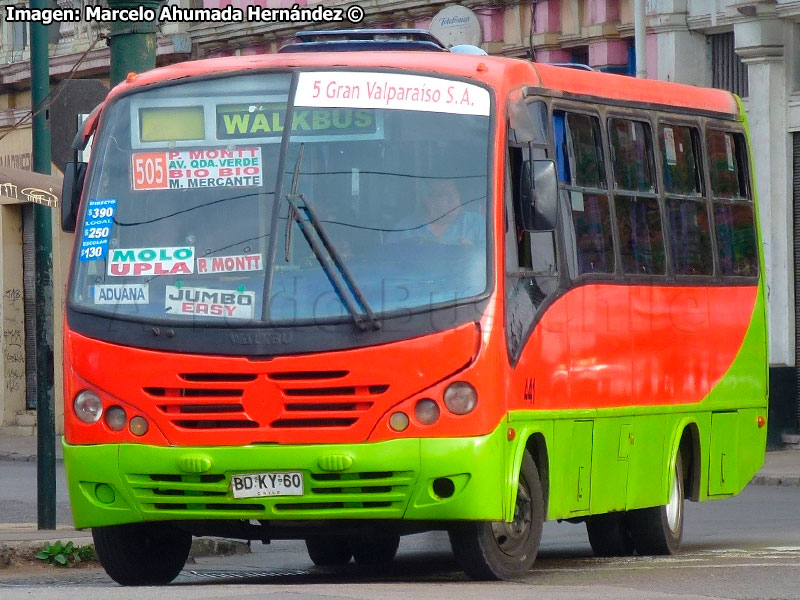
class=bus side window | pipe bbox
[659,123,712,276]
[707,130,758,277]
[554,110,614,276]
[610,118,666,275]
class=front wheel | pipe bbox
[449,451,544,580]
[92,523,192,586]
[350,533,400,566]
[628,451,684,555]
[305,536,352,566]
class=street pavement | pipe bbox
[1,429,799,565]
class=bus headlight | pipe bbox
[74,390,103,424]
[389,412,409,432]
[443,382,477,415]
[414,399,440,425]
[129,416,149,436]
[104,406,127,431]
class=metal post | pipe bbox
[30,0,55,530]
[635,0,647,79]
[107,0,165,87]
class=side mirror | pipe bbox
[519,159,558,231]
[61,161,86,233]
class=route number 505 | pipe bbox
[132,153,167,190]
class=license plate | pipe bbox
[231,471,304,498]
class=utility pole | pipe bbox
[634,0,647,78]
[30,0,55,530]
[107,0,165,87]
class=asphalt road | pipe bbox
[2,460,800,599]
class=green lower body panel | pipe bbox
[63,427,508,530]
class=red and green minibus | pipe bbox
[60,30,767,584]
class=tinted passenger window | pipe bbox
[567,113,606,188]
[609,119,655,193]
[660,124,702,196]
[708,130,748,199]
[667,199,713,275]
[554,111,614,275]
[571,193,614,273]
[714,204,758,276]
[616,197,665,274]
[708,129,758,277]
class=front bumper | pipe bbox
[64,425,508,530]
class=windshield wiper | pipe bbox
[284,146,380,332]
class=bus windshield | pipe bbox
[70,71,491,326]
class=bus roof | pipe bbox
[107,51,739,117]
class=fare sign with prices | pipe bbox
[295,72,491,116]
[108,247,195,277]
[231,471,304,498]
[132,147,262,190]
[165,285,256,319]
[80,198,116,262]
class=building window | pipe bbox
[709,32,749,98]
[794,25,800,92]
[571,46,589,67]
[12,19,27,52]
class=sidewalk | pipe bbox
[0,429,63,463]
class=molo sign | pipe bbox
[429,5,483,48]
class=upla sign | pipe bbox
[429,5,483,48]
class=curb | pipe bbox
[750,474,800,487]
[0,452,51,464]
[0,536,250,569]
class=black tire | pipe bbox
[92,522,192,586]
[351,533,400,566]
[628,452,684,555]
[449,451,544,580]
[305,536,353,566]
[585,512,635,557]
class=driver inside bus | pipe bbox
[390,178,484,246]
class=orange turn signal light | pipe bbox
[757,415,766,428]
[507,427,516,441]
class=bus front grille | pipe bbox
[142,371,390,437]
[124,470,413,517]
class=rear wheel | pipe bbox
[449,451,544,580]
[304,536,352,566]
[628,452,684,555]
[92,523,192,586]
[350,534,400,566]
[585,512,635,557]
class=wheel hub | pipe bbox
[491,477,532,556]
[666,468,681,533]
